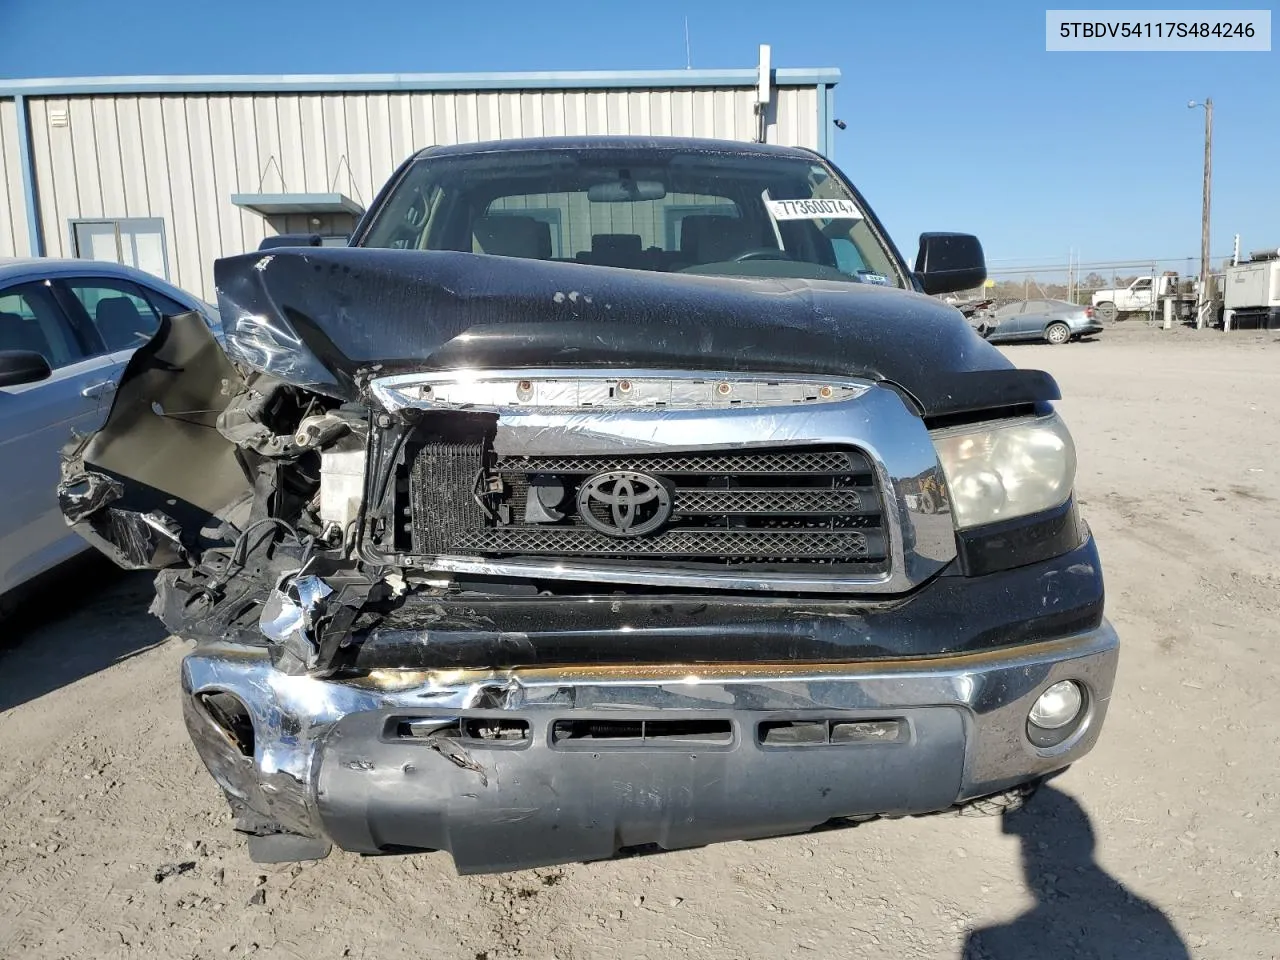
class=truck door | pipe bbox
[1129,277,1154,310]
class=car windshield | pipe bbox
[360,146,907,287]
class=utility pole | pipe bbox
[1189,98,1213,328]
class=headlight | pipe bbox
[931,412,1076,529]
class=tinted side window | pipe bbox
[61,278,161,353]
[0,282,88,368]
[142,288,194,318]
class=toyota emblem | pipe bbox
[576,471,673,537]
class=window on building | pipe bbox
[60,278,161,353]
[70,218,169,280]
[0,282,88,368]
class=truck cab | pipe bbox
[1092,274,1188,322]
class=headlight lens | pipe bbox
[931,412,1076,529]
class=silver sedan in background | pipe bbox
[0,258,216,610]
[978,298,1103,345]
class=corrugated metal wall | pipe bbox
[0,98,31,258]
[16,85,819,299]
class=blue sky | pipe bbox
[2,0,1276,267]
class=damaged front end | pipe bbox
[61,249,1117,873]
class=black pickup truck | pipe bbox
[61,136,1117,874]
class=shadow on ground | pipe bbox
[961,784,1189,960]
[0,556,168,713]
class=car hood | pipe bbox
[215,247,1058,416]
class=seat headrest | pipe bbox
[0,310,53,357]
[94,297,149,349]
[473,215,552,260]
[679,216,759,263]
[591,234,642,254]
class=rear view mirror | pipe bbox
[0,349,52,387]
[258,233,323,251]
[914,233,987,295]
[587,180,667,203]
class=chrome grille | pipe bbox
[405,444,887,567]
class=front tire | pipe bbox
[1046,321,1071,345]
[1094,301,1118,323]
[954,779,1042,817]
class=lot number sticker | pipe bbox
[766,198,863,220]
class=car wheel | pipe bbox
[1046,322,1071,345]
[1094,301,1118,323]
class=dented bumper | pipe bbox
[182,622,1118,874]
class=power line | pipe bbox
[988,255,1231,275]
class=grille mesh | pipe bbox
[455,528,875,559]
[676,488,869,515]
[405,444,887,566]
[494,449,868,475]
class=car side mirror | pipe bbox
[914,232,987,296]
[0,349,53,387]
[258,233,323,251]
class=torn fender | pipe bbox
[59,312,254,569]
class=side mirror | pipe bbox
[258,233,323,251]
[914,232,987,296]
[0,350,53,387]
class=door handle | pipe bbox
[81,380,117,399]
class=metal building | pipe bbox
[0,60,840,301]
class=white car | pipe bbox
[0,258,216,611]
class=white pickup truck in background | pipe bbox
[1090,273,1198,323]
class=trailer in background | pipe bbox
[1223,249,1280,331]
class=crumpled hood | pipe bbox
[215,246,1058,416]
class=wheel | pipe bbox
[1094,301,1118,323]
[1045,322,1071,345]
[954,779,1042,817]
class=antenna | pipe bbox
[684,17,692,69]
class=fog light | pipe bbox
[1029,680,1084,729]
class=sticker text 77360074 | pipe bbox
[766,198,864,221]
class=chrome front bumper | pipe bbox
[182,622,1119,873]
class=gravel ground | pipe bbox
[2,324,1278,960]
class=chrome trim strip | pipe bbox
[371,369,955,594]
[370,369,872,413]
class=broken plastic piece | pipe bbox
[260,573,335,671]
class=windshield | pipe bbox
[360,146,907,287]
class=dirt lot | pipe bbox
[2,324,1278,960]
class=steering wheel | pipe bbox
[733,248,792,262]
